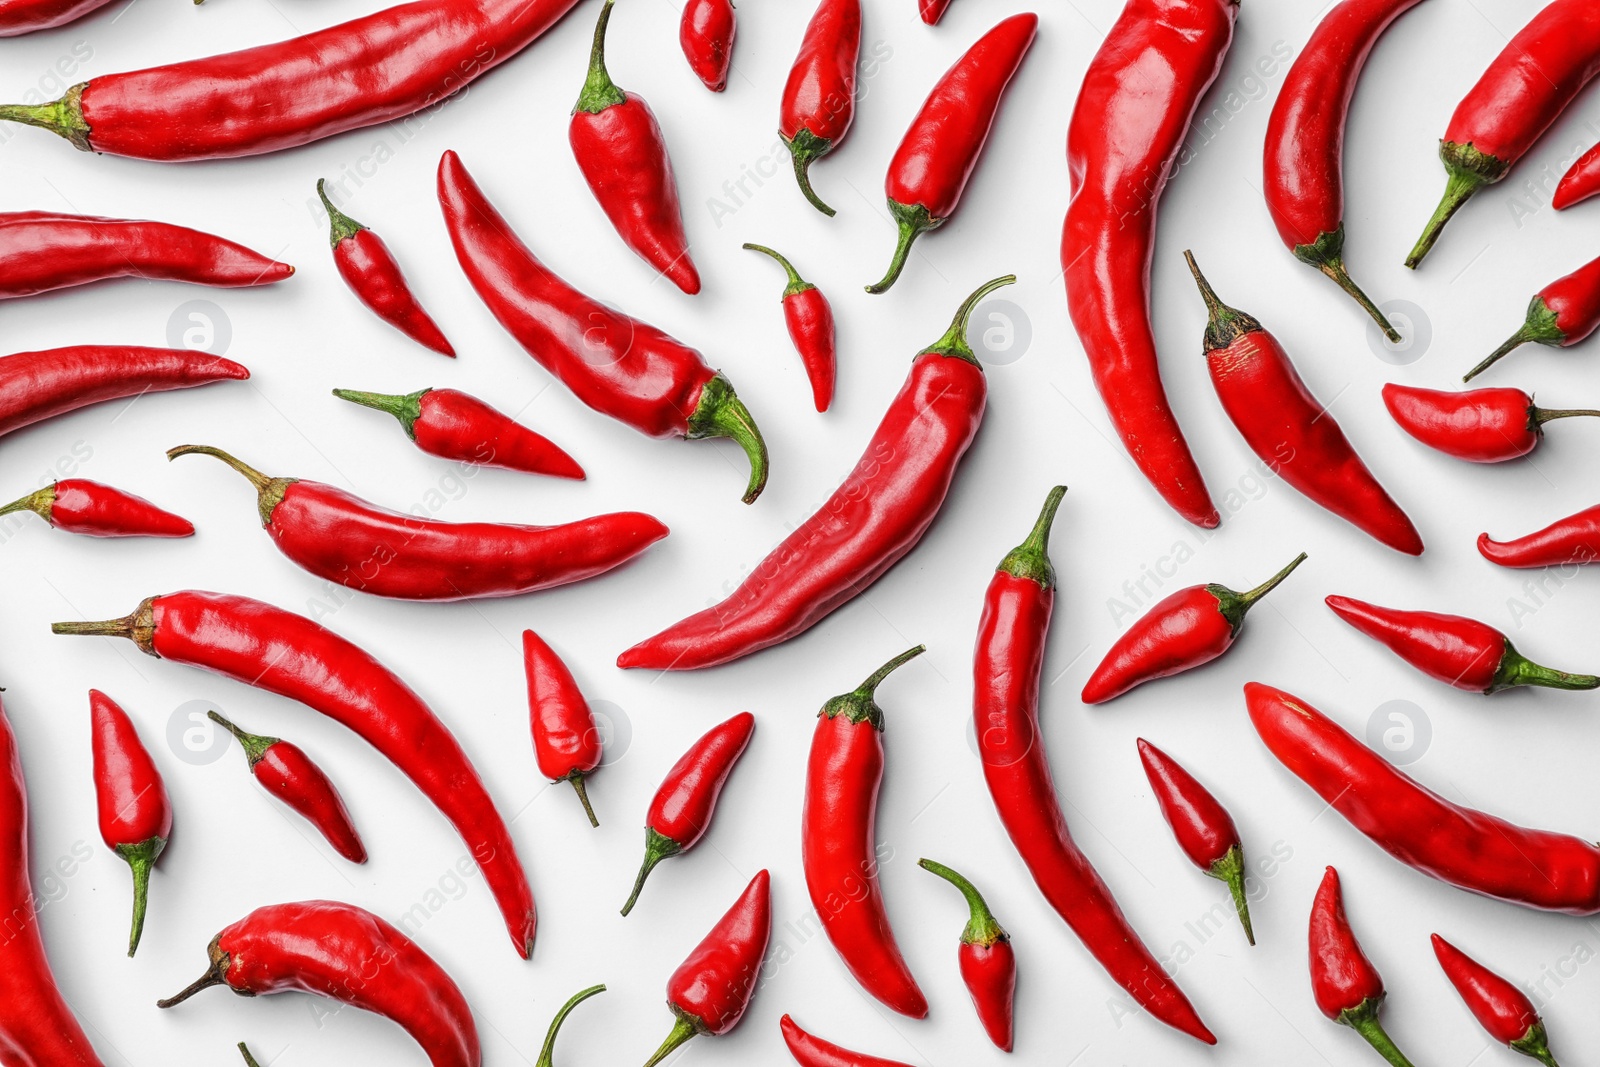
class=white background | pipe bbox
[2,0,1600,1063]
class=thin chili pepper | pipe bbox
[0,0,109,35]
[167,444,666,601]
[780,0,862,216]
[1188,253,1423,554]
[0,0,582,159]
[54,590,539,957]
[618,276,1010,671]
[1407,0,1600,267]
[1309,867,1418,1067]
[0,345,247,440]
[622,711,754,916]
[90,689,170,957]
[920,0,953,25]
[0,479,193,538]
[1382,383,1600,463]
[681,0,736,92]
[643,869,770,1067]
[333,387,585,480]
[572,0,700,295]
[917,859,1014,1050]
[158,900,480,1067]
[537,985,606,1067]
[744,243,836,412]
[1065,0,1237,530]
[780,1015,912,1067]
[1082,552,1307,703]
[1432,935,1562,1067]
[1463,253,1600,380]
[866,14,1035,293]
[207,710,366,864]
[975,487,1214,1042]
[1554,141,1600,209]
[439,151,766,501]
[1479,504,1600,569]
[524,631,602,828]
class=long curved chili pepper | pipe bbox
[1188,253,1423,554]
[0,345,247,440]
[1309,867,1418,1067]
[975,487,1214,1042]
[1065,0,1237,530]
[0,0,582,160]
[920,0,953,25]
[1407,0,1600,267]
[618,276,1009,671]
[572,0,700,295]
[1479,504,1600,569]
[334,387,583,480]
[0,479,193,538]
[1247,681,1600,912]
[159,900,480,1067]
[0,0,108,35]
[780,0,862,216]
[524,630,602,828]
[168,444,666,601]
[866,14,1036,293]
[90,689,171,957]
[644,869,770,1067]
[1554,141,1600,209]
[1432,935,1562,1067]
[439,151,766,501]
[744,243,836,412]
[537,985,606,1067]
[1382,383,1600,463]
[207,710,366,864]
[917,859,1014,1050]
[1264,0,1426,341]
[1464,253,1600,380]
[622,711,754,916]
[54,590,539,957]
[780,1015,912,1067]
[1081,552,1306,703]
[681,0,736,92]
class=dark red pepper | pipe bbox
[91,689,171,957]
[744,243,836,412]
[779,0,862,216]
[1432,935,1562,1067]
[537,985,606,1067]
[1383,383,1600,463]
[1309,867,1418,1067]
[780,1015,912,1067]
[1554,140,1600,209]
[917,859,1015,1050]
[524,630,603,828]
[333,387,585,480]
[920,0,953,25]
[0,479,193,538]
[1464,253,1600,380]
[681,0,736,92]
[1479,504,1600,569]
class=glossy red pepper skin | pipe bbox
[1382,383,1600,463]
[918,860,1014,1049]
[90,689,171,957]
[524,631,602,828]
[975,487,1214,1043]
[1309,867,1417,1067]
[0,478,193,538]
[1432,935,1562,1066]
[919,0,953,25]
[0,345,247,440]
[681,0,736,92]
[1554,140,1600,208]
[1464,253,1600,380]
[0,0,108,35]
[867,14,1036,293]
[779,1016,913,1067]
[1479,504,1600,569]
[779,0,862,216]
[1065,0,1237,530]
[54,591,539,957]
[744,244,836,412]
[334,387,584,480]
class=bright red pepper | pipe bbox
[867,14,1035,293]
[1081,552,1306,703]
[1554,140,1600,209]
[536,985,606,1067]
[1432,935,1562,1067]
[779,0,862,216]
[622,711,754,916]
[780,1016,912,1067]
[920,0,953,25]
[1309,867,1418,1067]
[918,859,1015,1050]
[744,243,836,412]
[681,0,736,92]
[1479,503,1600,569]
[1464,253,1600,380]
[0,478,193,538]
[0,345,247,440]
[334,387,585,480]
[1382,383,1600,463]
[524,630,603,828]
[90,689,171,957]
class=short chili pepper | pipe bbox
[744,243,836,412]
[867,14,1036,293]
[918,859,1015,1050]
[159,900,480,1067]
[1309,867,1419,1067]
[537,985,606,1067]
[524,630,603,828]
[1479,504,1600,569]
[571,0,700,294]
[1188,253,1423,554]
[779,0,862,216]
[681,0,735,92]
[333,387,585,480]
[1082,552,1306,703]
[1464,253,1600,380]
[90,689,171,957]
[0,479,193,538]
[780,1015,912,1067]
[622,710,754,916]
[1554,140,1600,209]
[1432,935,1562,1067]
[920,0,953,25]
[207,710,366,864]
[643,869,770,1067]
[1383,383,1600,463]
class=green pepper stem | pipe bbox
[921,274,1018,362]
[1208,845,1255,946]
[1238,552,1308,610]
[537,984,606,1067]
[1341,1001,1418,1067]
[332,387,428,438]
[573,0,626,114]
[1511,1022,1562,1067]
[1492,644,1600,693]
[784,129,836,216]
[997,486,1067,587]
[167,444,291,526]
[0,85,90,150]
[684,375,769,504]
[642,1013,700,1067]
[622,828,683,916]
[237,1043,263,1067]
[0,485,51,522]
[316,179,365,245]
[1406,168,1489,269]
[1316,259,1401,344]
[117,838,165,957]
[856,645,926,697]
[919,858,1006,945]
[866,200,942,294]
[208,710,277,766]
[743,243,813,296]
[567,773,599,828]
[157,956,228,1008]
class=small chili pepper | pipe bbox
[524,631,602,828]
[1309,867,1418,1067]
[622,711,754,916]
[1082,552,1306,703]
[159,900,480,1067]
[1554,140,1600,209]
[0,479,193,538]
[779,0,862,216]
[780,1015,912,1067]
[867,14,1036,293]
[1432,935,1562,1067]
[90,690,171,957]
[643,869,770,1067]
[1479,504,1600,569]
[917,859,1014,1050]
[920,0,953,25]
[1383,383,1600,463]
[744,243,836,412]
[207,710,366,864]
[333,387,584,480]
[1188,253,1423,554]
[1464,253,1600,380]
[537,985,606,1067]
[681,0,735,92]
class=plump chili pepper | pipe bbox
[975,487,1214,1042]
[54,590,539,957]
[1382,383,1600,463]
[207,710,366,864]
[439,151,766,502]
[780,0,862,216]
[1188,253,1423,554]
[1081,552,1306,703]
[744,243,836,412]
[1309,867,1418,1067]
[0,479,193,538]
[643,869,770,1067]
[90,689,171,957]
[622,711,754,916]
[867,14,1035,293]
[1479,504,1600,569]
[681,0,736,92]
[917,859,1014,1050]
[920,0,953,25]
[618,276,1009,671]
[1065,0,1237,530]
[334,387,585,480]
[1463,253,1600,380]
[159,900,479,1067]
[537,985,606,1067]
[524,630,602,828]
[0,0,582,159]
[0,0,109,35]
[1554,141,1600,209]
[168,444,666,601]
[780,1016,912,1067]
[1432,935,1562,1067]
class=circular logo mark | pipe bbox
[1365,699,1431,765]
[973,298,1032,367]
[166,300,233,356]
[1368,300,1430,366]
[577,311,633,370]
[167,700,231,766]
[966,713,1035,768]
[588,700,633,767]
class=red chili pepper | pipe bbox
[158,900,480,1066]
[1432,935,1562,1067]
[975,487,1214,1042]
[1463,253,1600,380]
[536,985,606,1067]
[439,151,766,502]
[54,591,539,957]
[920,0,953,25]
[333,387,585,480]
[1065,0,1237,530]
[1081,552,1306,703]
[681,0,736,92]
[1309,867,1418,1067]
[618,276,1008,671]
[917,859,1015,1050]
[1479,504,1600,569]
[0,478,193,538]
[1382,383,1600,463]
[90,689,171,957]
[1554,140,1600,209]
[779,1015,912,1067]
[207,710,366,864]
[1188,253,1423,554]
[644,869,770,1067]
[168,444,666,601]
[622,711,754,916]
[867,14,1035,293]
[524,630,602,828]
[779,0,862,216]
[0,0,109,35]
[744,243,836,412]
[0,345,247,440]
